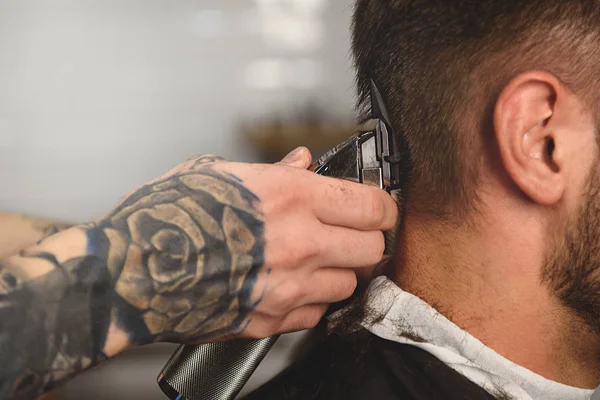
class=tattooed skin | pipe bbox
[0,155,266,399]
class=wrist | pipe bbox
[36,224,139,357]
[85,222,156,348]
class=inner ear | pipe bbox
[547,138,555,157]
[545,137,558,172]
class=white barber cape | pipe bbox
[355,276,598,400]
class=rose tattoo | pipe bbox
[92,155,267,343]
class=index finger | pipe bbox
[309,175,399,231]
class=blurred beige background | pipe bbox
[0,0,356,398]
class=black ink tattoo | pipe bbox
[95,154,266,344]
[0,249,112,400]
[0,155,266,399]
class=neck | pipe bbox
[392,208,600,389]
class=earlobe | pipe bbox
[494,72,565,206]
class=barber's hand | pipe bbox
[96,148,397,345]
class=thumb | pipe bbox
[279,147,313,169]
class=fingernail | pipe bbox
[281,147,305,164]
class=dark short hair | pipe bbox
[352,1,600,219]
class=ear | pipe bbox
[494,71,572,206]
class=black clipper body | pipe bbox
[157,81,404,400]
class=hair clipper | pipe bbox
[157,81,405,400]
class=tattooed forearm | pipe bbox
[0,228,111,399]
[0,214,74,260]
[0,156,266,399]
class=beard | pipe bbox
[543,159,600,334]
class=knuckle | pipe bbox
[282,180,302,204]
[278,167,307,194]
[309,229,326,259]
[262,173,306,212]
[289,238,315,265]
[264,187,291,215]
[273,235,294,263]
[306,308,325,329]
[297,307,326,331]
[271,281,302,311]
[293,226,322,262]
[272,230,313,267]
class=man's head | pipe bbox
[351,1,600,381]
[352,0,600,218]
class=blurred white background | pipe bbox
[0,0,356,398]
[0,0,356,222]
